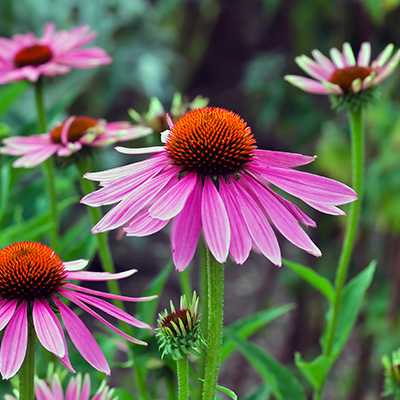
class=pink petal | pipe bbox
[39,22,56,44]
[33,299,65,357]
[149,173,197,220]
[329,47,345,68]
[373,43,394,68]
[124,208,170,236]
[311,49,336,74]
[50,375,64,399]
[53,297,110,375]
[295,55,331,80]
[357,42,371,67]
[373,49,400,85]
[63,259,89,271]
[171,176,202,271]
[302,199,346,216]
[0,298,19,330]
[115,145,165,154]
[35,378,54,400]
[12,145,58,168]
[55,48,111,68]
[253,149,316,168]
[219,178,252,264]
[201,176,230,264]
[81,374,91,400]
[342,43,356,66]
[0,301,28,379]
[284,75,330,94]
[60,116,75,146]
[67,269,136,282]
[233,180,281,266]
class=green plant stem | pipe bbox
[19,316,35,400]
[34,80,59,251]
[77,159,124,310]
[177,356,189,400]
[314,108,365,400]
[202,248,224,400]
[179,267,192,301]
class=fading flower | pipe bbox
[81,107,357,271]
[0,115,152,168]
[285,42,400,95]
[0,241,155,379]
[0,23,111,85]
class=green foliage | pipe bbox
[242,383,271,400]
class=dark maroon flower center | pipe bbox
[50,117,99,144]
[0,242,67,300]
[14,44,53,68]
[329,66,373,91]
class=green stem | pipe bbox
[202,248,224,400]
[179,267,192,301]
[34,80,58,251]
[315,108,365,399]
[177,356,189,400]
[77,159,124,310]
[19,317,35,400]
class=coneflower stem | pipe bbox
[77,159,124,310]
[20,317,35,400]
[315,108,364,400]
[202,248,224,400]
[177,355,189,400]
[34,79,58,251]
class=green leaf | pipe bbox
[222,304,295,363]
[0,196,78,246]
[229,334,306,400]
[243,383,271,400]
[321,260,376,358]
[216,384,238,399]
[283,258,335,303]
[295,353,333,389]
[0,81,29,117]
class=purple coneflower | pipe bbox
[0,23,111,84]
[284,42,400,95]
[81,107,357,271]
[0,116,152,167]
[0,241,154,379]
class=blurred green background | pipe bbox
[1,0,400,399]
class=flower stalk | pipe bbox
[19,315,35,400]
[202,248,224,400]
[34,79,58,251]
[177,355,189,400]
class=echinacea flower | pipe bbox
[6,372,117,400]
[0,23,111,85]
[0,115,152,168]
[81,107,357,271]
[284,42,400,109]
[0,241,155,379]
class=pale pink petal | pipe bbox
[302,199,346,215]
[284,75,330,94]
[37,62,70,76]
[373,43,394,68]
[166,114,174,129]
[124,208,170,236]
[329,47,345,68]
[149,173,197,220]
[35,378,54,400]
[53,297,110,375]
[12,145,58,168]
[295,55,331,80]
[81,374,91,400]
[63,259,89,271]
[60,290,147,346]
[373,49,400,85]
[65,376,79,400]
[33,299,65,357]
[322,81,343,94]
[357,42,371,67]
[342,43,356,66]
[39,22,56,44]
[253,149,316,168]
[67,269,136,282]
[115,145,165,155]
[0,298,19,330]
[233,179,281,266]
[0,301,28,379]
[51,375,64,399]
[219,178,252,264]
[55,48,111,68]
[201,176,230,264]
[171,176,202,271]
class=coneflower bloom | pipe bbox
[284,42,400,95]
[81,107,357,271]
[0,241,155,379]
[0,23,111,85]
[6,373,117,400]
[0,116,152,168]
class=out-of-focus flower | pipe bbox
[81,107,357,271]
[0,241,155,379]
[0,116,152,168]
[6,372,117,400]
[382,349,400,398]
[285,43,400,110]
[0,23,111,85]
[156,292,206,360]
[129,92,209,135]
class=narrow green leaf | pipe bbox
[222,304,295,363]
[295,353,333,389]
[283,258,335,302]
[0,81,29,117]
[216,384,238,399]
[321,260,376,358]
[243,383,271,400]
[229,334,306,400]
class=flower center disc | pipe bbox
[165,107,256,176]
[50,117,99,143]
[0,242,67,300]
[14,45,53,68]
[161,309,193,332]
[329,66,373,91]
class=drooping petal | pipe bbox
[63,259,89,271]
[66,269,137,282]
[124,208,170,236]
[33,299,65,357]
[115,145,164,154]
[253,149,316,168]
[295,55,331,80]
[171,176,202,271]
[0,298,18,330]
[53,297,110,375]
[284,75,330,94]
[201,176,230,264]
[311,49,336,74]
[0,301,28,379]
